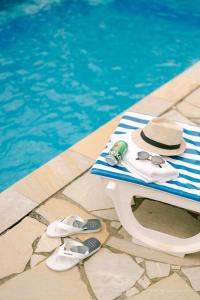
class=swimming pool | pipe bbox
[0,0,200,191]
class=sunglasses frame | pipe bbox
[136,151,165,168]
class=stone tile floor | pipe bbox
[0,62,200,299]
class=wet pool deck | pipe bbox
[0,62,200,300]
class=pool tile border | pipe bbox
[0,189,38,234]
[149,73,199,104]
[0,150,93,234]
[183,61,200,83]
[1,61,200,234]
[72,115,121,160]
[130,95,173,116]
[12,149,94,204]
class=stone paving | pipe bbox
[0,62,200,299]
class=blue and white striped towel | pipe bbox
[91,111,200,202]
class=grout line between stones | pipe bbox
[159,105,176,116]
[78,263,97,300]
[0,273,18,287]
[0,167,93,236]
[183,100,200,109]
[29,211,49,226]
[159,85,200,118]
[89,207,116,212]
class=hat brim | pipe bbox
[131,129,186,156]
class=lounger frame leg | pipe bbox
[105,180,200,257]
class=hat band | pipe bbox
[140,130,181,150]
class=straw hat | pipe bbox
[131,118,186,156]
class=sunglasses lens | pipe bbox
[151,156,165,165]
[137,151,150,160]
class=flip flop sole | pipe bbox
[46,238,101,271]
[82,219,101,232]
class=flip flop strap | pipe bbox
[57,216,86,234]
[57,222,81,234]
[58,246,89,259]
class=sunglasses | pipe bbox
[136,151,165,168]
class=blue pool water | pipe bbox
[1,0,200,191]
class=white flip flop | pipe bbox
[46,237,101,271]
[46,215,101,238]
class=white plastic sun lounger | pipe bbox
[91,111,200,257]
